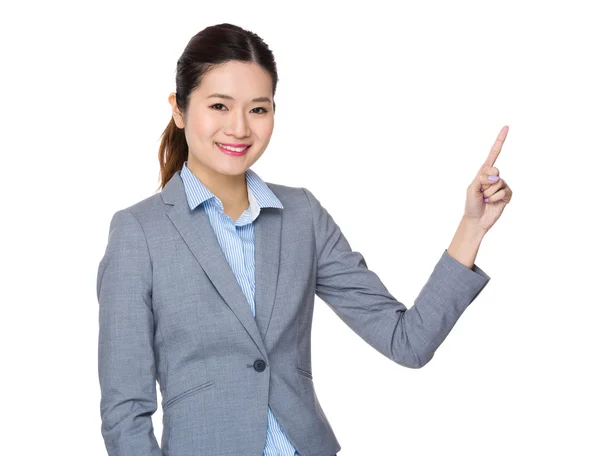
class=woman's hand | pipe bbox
[464,125,513,233]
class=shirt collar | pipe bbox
[180,161,283,220]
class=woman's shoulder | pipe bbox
[109,191,164,227]
[263,180,313,206]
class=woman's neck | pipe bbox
[186,161,249,215]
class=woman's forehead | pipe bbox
[194,61,273,100]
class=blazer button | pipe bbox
[253,359,266,372]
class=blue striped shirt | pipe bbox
[180,161,302,456]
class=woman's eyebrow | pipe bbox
[207,93,272,103]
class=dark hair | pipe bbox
[156,23,279,191]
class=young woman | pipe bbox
[96,23,512,456]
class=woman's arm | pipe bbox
[97,210,164,456]
[303,187,491,368]
[447,216,486,270]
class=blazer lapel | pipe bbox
[160,171,281,359]
[253,204,282,345]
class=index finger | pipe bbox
[480,125,509,172]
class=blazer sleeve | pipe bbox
[302,188,491,368]
[96,210,164,455]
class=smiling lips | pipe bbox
[216,142,251,156]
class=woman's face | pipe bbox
[170,60,275,179]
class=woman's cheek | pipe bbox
[256,117,274,138]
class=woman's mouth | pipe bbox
[216,142,251,156]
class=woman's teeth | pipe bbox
[217,143,249,152]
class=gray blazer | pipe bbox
[96,170,491,456]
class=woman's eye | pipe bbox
[209,104,267,113]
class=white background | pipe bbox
[2,0,599,454]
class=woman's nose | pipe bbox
[225,111,250,138]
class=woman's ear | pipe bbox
[168,92,185,128]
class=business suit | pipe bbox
[97,168,491,456]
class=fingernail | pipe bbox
[488,175,499,182]
[480,188,484,192]
[484,197,489,202]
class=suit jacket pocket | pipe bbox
[163,380,214,411]
[296,366,313,380]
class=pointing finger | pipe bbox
[480,125,509,173]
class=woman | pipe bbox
[96,23,512,456]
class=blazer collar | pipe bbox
[160,169,283,361]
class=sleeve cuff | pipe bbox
[437,248,491,303]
